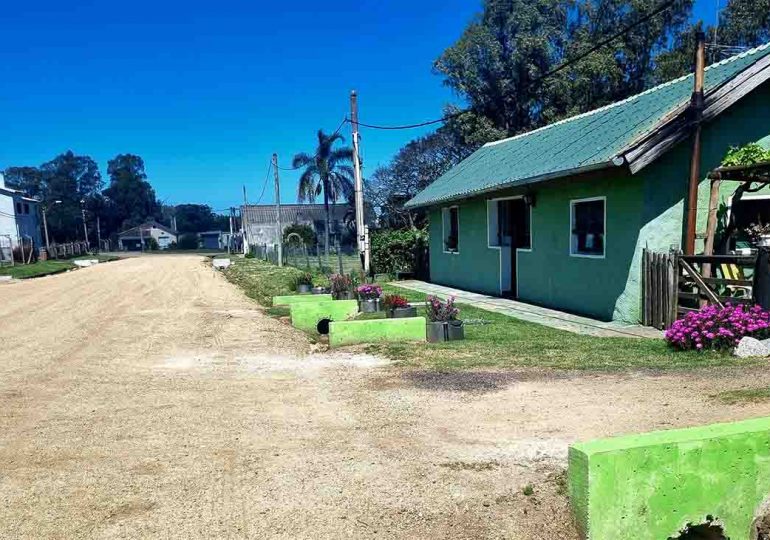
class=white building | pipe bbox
[118,221,178,251]
[0,173,42,261]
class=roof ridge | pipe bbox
[485,40,770,149]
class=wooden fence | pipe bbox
[642,248,758,329]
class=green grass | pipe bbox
[223,258,329,306]
[0,260,75,279]
[714,388,770,405]
[361,284,748,372]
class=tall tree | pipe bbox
[39,151,103,242]
[718,0,770,47]
[103,154,160,233]
[174,204,227,233]
[292,130,355,258]
[3,167,44,198]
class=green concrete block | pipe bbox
[272,294,332,307]
[568,417,770,540]
[329,317,426,347]
[290,300,359,334]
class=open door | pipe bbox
[497,199,531,298]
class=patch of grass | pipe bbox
[362,284,747,372]
[522,484,535,496]
[222,258,329,306]
[0,260,75,279]
[266,306,291,318]
[714,388,770,405]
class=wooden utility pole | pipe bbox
[272,153,283,267]
[80,199,90,249]
[228,207,234,255]
[684,31,707,256]
[350,90,369,274]
[96,215,102,254]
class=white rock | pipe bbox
[212,258,231,269]
[734,337,770,358]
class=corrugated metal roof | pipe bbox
[242,204,351,224]
[406,42,770,209]
[118,221,178,237]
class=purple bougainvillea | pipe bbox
[665,303,770,351]
[425,295,460,323]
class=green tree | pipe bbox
[3,167,44,198]
[718,0,770,47]
[174,204,221,233]
[103,154,160,234]
[292,130,355,258]
[39,151,103,242]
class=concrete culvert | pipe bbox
[316,318,331,335]
[754,512,770,539]
[668,519,727,540]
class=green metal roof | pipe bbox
[406,42,770,209]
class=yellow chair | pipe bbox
[720,263,752,298]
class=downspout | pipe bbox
[684,31,707,255]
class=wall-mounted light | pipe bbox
[523,193,536,207]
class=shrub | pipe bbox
[177,233,198,250]
[383,294,409,310]
[294,272,314,287]
[244,251,255,259]
[425,295,459,322]
[370,228,427,275]
[665,304,770,351]
[283,223,316,248]
[357,284,382,300]
[329,273,353,296]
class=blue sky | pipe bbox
[1,0,719,212]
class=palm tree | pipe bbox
[292,130,356,259]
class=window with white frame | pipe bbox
[488,199,531,249]
[570,197,605,257]
[442,206,459,253]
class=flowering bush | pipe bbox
[383,294,410,310]
[665,304,770,351]
[425,295,460,322]
[357,284,382,300]
[329,273,353,296]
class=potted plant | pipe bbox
[295,272,313,294]
[425,295,463,342]
[357,284,383,313]
[330,273,355,300]
[383,294,417,318]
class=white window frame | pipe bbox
[486,196,532,252]
[570,196,606,259]
[442,205,460,254]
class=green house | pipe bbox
[406,43,770,323]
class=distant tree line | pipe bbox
[4,151,229,245]
[370,0,770,229]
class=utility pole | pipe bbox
[228,207,234,255]
[684,31,707,256]
[350,90,369,274]
[243,185,248,205]
[272,153,283,267]
[80,199,90,249]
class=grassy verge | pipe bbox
[0,260,75,279]
[223,258,328,306]
[713,388,770,405]
[363,284,747,372]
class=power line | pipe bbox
[252,161,273,205]
[353,0,678,131]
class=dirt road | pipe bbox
[3,255,770,539]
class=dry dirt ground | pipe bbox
[4,255,770,539]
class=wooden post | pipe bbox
[272,154,283,267]
[684,31,706,255]
[702,178,722,279]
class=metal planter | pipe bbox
[359,298,381,313]
[426,322,447,343]
[447,320,465,341]
[333,291,356,301]
[297,284,312,294]
[386,306,418,319]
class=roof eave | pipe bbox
[404,160,620,209]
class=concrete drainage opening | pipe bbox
[668,518,726,540]
[317,318,332,335]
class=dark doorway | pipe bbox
[668,519,727,540]
[498,198,531,298]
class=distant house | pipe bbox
[198,230,225,250]
[406,42,770,323]
[0,173,42,259]
[118,221,178,251]
[241,204,352,249]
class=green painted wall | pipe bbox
[427,83,770,322]
[329,317,426,347]
[568,416,770,540]
[290,300,359,334]
[429,198,503,295]
[272,294,332,307]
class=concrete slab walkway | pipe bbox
[392,280,663,339]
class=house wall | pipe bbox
[427,83,770,322]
